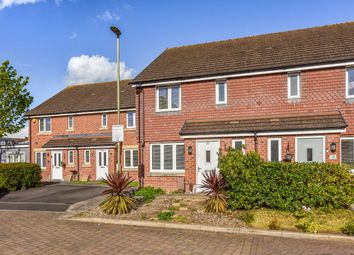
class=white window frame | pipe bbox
[267,138,282,162]
[126,111,136,129]
[84,150,90,165]
[216,80,227,104]
[156,85,181,112]
[340,137,354,164]
[101,113,108,128]
[287,73,301,99]
[124,149,138,168]
[232,139,245,154]
[295,136,325,163]
[39,117,51,133]
[346,67,354,99]
[150,143,185,172]
[35,152,46,169]
[67,116,74,130]
[68,150,74,165]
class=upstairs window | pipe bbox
[127,111,136,129]
[346,68,354,99]
[156,85,181,111]
[67,116,74,130]
[39,118,51,132]
[216,81,227,104]
[288,73,300,99]
[101,113,108,128]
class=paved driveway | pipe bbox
[0,183,106,212]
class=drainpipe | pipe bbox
[136,84,145,188]
[254,132,258,152]
[28,118,32,163]
[76,147,80,181]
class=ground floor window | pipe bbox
[232,139,245,154]
[268,138,281,162]
[68,150,74,165]
[124,149,138,168]
[35,152,46,169]
[296,137,324,163]
[7,152,25,163]
[150,143,184,171]
[84,150,90,165]
[341,138,354,165]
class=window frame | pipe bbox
[346,67,354,99]
[126,111,136,129]
[287,73,301,99]
[340,137,354,165]
[39,117,51,133]
[232,139,245,154]
[68,150,74,165]
[84,150,90,165]
[267,138,282,162]
[67,116,74,130]
[101,113,108,128]
[150,143,185,172]
[155,85,181,112]
[215,80,227,104]
[35,151,46,170]
[124,149,138,168]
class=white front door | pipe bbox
[96,149,109,180]
[196,140,220,192]
[51,151,63,180]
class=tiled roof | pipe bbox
[180,112,347,136]
[42,135,116,148]
[133,22,354,84]
[26,80,135,116]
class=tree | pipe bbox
[0,60,33,138]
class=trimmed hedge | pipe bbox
[0,163,41,192]
[219,149,354,212]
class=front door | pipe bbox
[196,140,220,192]
[296,137,324,163]
[51,151,63,180]
[96,149,109,180]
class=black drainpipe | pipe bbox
[254,132,258,152]
[76,147,80,181]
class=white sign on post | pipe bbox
[112,125,124,142]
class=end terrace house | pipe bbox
[132,22,354,192]
[26,80,138,181]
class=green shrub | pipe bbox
[220,149,354,212]
[341,219,354,236]
[296,213,319,233]
[134,186,165,203]
[0,163,41,192]
[268,218,281,230]
[157,211,174,221]
[237,211,255,225]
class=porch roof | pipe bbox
[42,135,116,148]
[179,112,347,137]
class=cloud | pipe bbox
[96,10,120,22]
[68,32,77,40]
[54,0,62,6]
[0,0,44,10]
[65,55,134,85]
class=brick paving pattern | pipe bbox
[0,211,353,255]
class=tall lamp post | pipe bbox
[111,26,122,172]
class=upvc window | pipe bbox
[232,139,245,154]
[156,85,181,111]
[68,150,74,165]
[84,150,90,165]
[127,111,136,129]
[124,149,138,168]
[101,113,108,128]
[268,138,282,162]
[35,152,46,169]
[67,116,74,130]
[216,80,227,104]
[150,143,184,172]
[341,138,354,165]
[39,118,51,132]
[346,68,354,99]
[288,73,300,99]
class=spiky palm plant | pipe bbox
[100,171,137,215]
[200,170,227,213]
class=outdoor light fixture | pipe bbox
[188,146,193,155]
[330,142,336,153]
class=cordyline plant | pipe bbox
[100,171,137,215]
[200,170,227,213]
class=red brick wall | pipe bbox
[137,67,354,192]
[30,111,138,181]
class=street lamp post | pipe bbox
[111,26,122,173]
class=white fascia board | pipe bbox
[28,108,136,118]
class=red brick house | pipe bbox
[131,22,354,192]
[26,80,138,181]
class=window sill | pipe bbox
[82,164,91,168]
[288,97,301,103]
[99,127,108,130]
[123,168,138,172]
[37,132,52,135]
[125,127,136,131]
[67,164,75,167]
[150,171,185,177]
[66,129,74,132]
